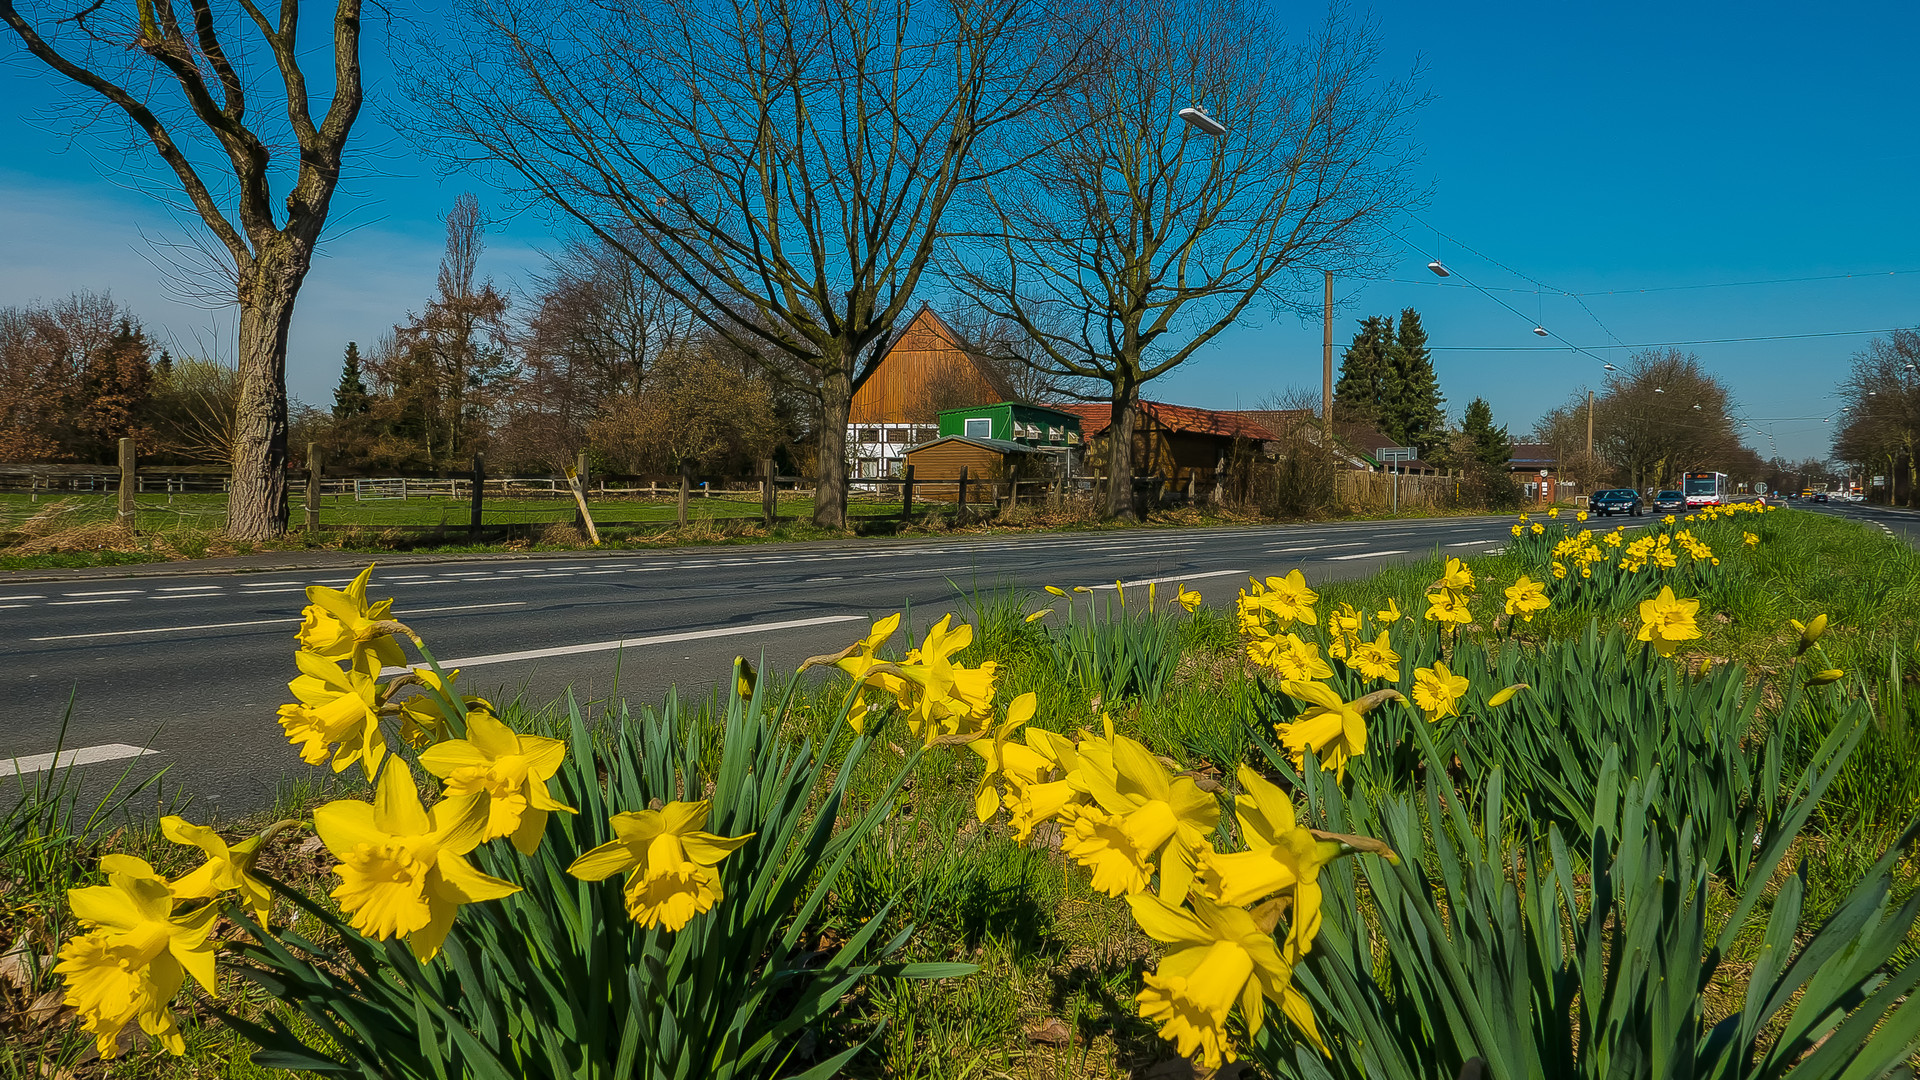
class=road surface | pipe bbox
[0,511,1638,816]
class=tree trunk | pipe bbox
[227,246,306,540]
[1104,378,1139,522]
[814,367,853,529]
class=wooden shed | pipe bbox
[846,307,1014,479]
[901,435,1063,503]
[1048,399,1276,487]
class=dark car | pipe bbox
[1814,492,1829,504]
[1651,490,1686,513]
[1589,488,1642,516]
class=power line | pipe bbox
[1385,268,1920,297]
[1429,327,1905,351]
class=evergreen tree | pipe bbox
[1459,397,1512,468]
[1333,315,1396,426]
[1383,307,1445,452]
[154,349,174,383]
[333,341,371,418]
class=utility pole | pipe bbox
[1585,390,1594,456]
[1322,271,1334,442]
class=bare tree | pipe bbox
[1591,349,1741,492]
[402,0,1074,527]
[2,0,365,538]
[1833,329,1920,506]
[946,0,1421,519]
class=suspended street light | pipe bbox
[1178,107,1227,136]
[1427,260,1450,277]
[1532,326,1549,336]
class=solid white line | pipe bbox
[401,602,528,616]
[1325,550,1408,561]
[2,744,159,777]
[1087,568,1249,590]
[49,598,132,606]
[380,613,866,676]
[33,617,295,641]
[62,589,144,597]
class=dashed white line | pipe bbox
[29,601,528,642]
[3,743,160,778]
[1266,542,1366,553]
[0,595,46,602]
[1325,550,1408,561]
[157,585,222,592]
[61,589,144,597]
[1447,539,1499,547]
[1087,568,1250,590]
[49,598,133,606]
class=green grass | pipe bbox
[5,505,1915,1077]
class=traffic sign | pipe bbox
[1379,446,1416,462]
[1753,482,1767,495]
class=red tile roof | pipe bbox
[1044,400,1277,441]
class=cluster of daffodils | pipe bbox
[963,689,1391,1068]
[55,566,752,1059]
[805,612,999,745]
[1616,528,1716,575]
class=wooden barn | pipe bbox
[847,307,1013,479]
[1048,399,1276,489]
[901,435,1061,503]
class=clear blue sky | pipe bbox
[3,0,1916,461]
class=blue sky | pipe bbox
[3,0,1916,461]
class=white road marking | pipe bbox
[49,598,132,606]
[1086,568,1249,590]
[241,588,309,595]
[1325,550,1408,561]
[380,613,866,676]
[157,585,222,592]
[62,589,144,597]
[1447,539,1499,547]
[2,743,159,778]
[245,581,303,586]
[0,604,28,610]
[0,595,46,602]
[401,602,528,616]
[1266,542,1366,553]
[34,617,295,641]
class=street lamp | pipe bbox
[1427,260,1450,277]
[1178,107,1227,136]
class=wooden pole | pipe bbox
[575,451,589,530]
[957,465,969,518]
[900,463,915,522]
[564,463,601,545]
[762,458,777,526]
[678,459,691,526]
[117,437,135,526]
[305,443,323,531]
[1322,269,1334,442]
[469,452,484,538]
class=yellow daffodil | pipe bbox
[297,564,407,670]
[1375,597,1402,623]
[1576,510,1588,521]
[393,668,494,750]
[1412,661,1470,721]
[1129,892,1325,1068]
[1551,561,1568,580]
[161,816,276,928]
[1547,507,1559,519]
[1603,531,1623,548]
[1808,668,1846,685]
[1503,575,1550,622]
[55,855,220,1059]
[1346,631,1400,682]
[891,614,999,742]
[1531,522,1546,535]
[1176,584,1204,613]
[1434,557,1475,593]
[734,656,757,700]
[1326,603,1363,659]
[968,693,1051,822]
[1510,524,1523,537]
[1276,682,1401,778]
[1424,589,1473,626]
[1003,728,1088,841]
[1791,614,1828,655]
[1059,734,1219,901]
[1664,513,1677,524]
[1196,768,1347,959]
[314,761,519,961]
[568,801,754,931]
[1045,585,1068,597]
[420,711,576,856]
[1252,569,1319,626]
[1024,608,1053,623]
[278,650,386,779]
[1249,632,1334,682]
[1637,585,1702,657]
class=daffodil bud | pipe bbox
[1024,608,1053,623]
[1487,683,1528,707]
[1806,668,1845,686]
[1044,585,1067,597]
[1791,614,1828,655]
[734,657,757,699]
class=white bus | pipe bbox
[1683,471,1727,508]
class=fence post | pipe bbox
[575,451,590,530]
[957,465,968,518]
[305,443,323,531]
[117,437,135,526]
[678,458,692,527]
[762,458,777,526]
[900,463,914,522]
[469,452,485,538]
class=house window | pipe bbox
[964,417,992,439]
[858,428,880,443]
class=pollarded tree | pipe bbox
[1,0,366,538]
[948,0,1422,520]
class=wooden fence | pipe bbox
[1335,469,1455,510]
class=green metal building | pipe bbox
[935,402,1082,447]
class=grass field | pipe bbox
[4,507,1917,1077]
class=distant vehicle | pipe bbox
[1652,490,1687,513]
[1590,488,1643,516]
[1814,492,1829,504]
[1684,471,1728,508]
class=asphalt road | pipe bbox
[1799,498,1920,548]
[0,508,1695,817]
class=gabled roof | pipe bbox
[1508,442,1557,467]
[903,434,1042,456]
[1043,400,1277,441]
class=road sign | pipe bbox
[1753,482,1767,495]
[1379,446,1416,462]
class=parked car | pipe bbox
[1589,488,1643,516]
[1813,492,1829,504]
[1651,490,1686,513]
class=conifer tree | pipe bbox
[333,342,372,419]
[1460,396,1512,468]
[1383,307,1446,452]
[1333,315,1396,427]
